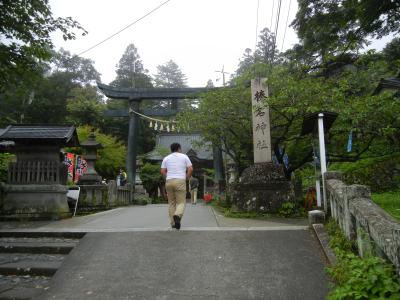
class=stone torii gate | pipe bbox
[97,82,224,186]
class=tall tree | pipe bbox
[111,44,152,88]
[52,48,101,85]
[105,44,155,154]
[23,49,101,124]
[236,48,254,76]
[153,60,187,88]
[66,86,105,127]
[254,28,278,64]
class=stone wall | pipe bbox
[325,171,400,274]
[77,181,133,212]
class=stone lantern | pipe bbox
[78,131,103,185]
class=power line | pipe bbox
[281,0,292,52]
[254,0,260,52]
[269,0,275,31]
[271,0,282,63]
[78,0,173,56]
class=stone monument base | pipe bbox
[231,163,295,213]
[1,184,71,220]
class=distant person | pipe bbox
[119,169,127,186]
[190,176,199,205]
[161,143,193,230]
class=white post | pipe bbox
[316,179,322,207]
[318,113,328,212]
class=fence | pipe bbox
[325,171,400,274]
[77,181,133,211]
[8,161,67,185]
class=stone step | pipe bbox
[0,240,77,254]
[0,275,50,300]
[0,232,85,239]
[0,261,62,276]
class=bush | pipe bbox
[133,195,150,205]
[0,153,14,183]
[278,202,296,217]
[331,154,400,192]
[326,219,400,299]
[140,163,164,199]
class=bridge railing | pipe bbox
[325,171,400,274]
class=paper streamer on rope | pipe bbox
[129,108,178,132]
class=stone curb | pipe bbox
[312,223,337,265]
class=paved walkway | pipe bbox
[0,204,308,232]
[1,204,328,299]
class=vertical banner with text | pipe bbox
[64,153,75,183]
[74,155,88,183]
[251,78,272,163]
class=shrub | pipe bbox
[326,219,400,299]
[0,153,14,183]
[133,195,150,205]
[278,202,296,217]
[331,154,400,192]
[140,163,164,199]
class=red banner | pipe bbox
[64,153,75,183]
[74,155,88,183]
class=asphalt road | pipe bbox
[39,230,329,300]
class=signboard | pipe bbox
[251,78,271,163]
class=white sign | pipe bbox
[251,78,271,163]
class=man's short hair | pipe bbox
[170,143,181,152]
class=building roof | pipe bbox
[97,82,212,100]
[0,125,79,146]
[373,77,400,95]
[145,133,213,161]
[301,112,338,136]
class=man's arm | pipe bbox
[160,168,167,178]
[187,166,193,179]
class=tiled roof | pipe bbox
[145,133,213,161]
[0,125,79,146]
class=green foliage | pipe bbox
[223,209,268,219]
[372,191,400,221]
[154,60,187,88]
[278,202,297,218]
[140,163,163,199]
[66,86,105,127]
[293,0,400,60]
[178,85,253,174]
[0,0,87,89]
[326,219,400,299]
[0,153,14,183]
[111,43,152,88]
[327,252,400,300]
[133,195,150,206]
[331,154,400,192]
[325,219,355,253]
[73,126,126,179]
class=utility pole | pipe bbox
[215,65,230,86]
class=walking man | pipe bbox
[190,176,199,204]
[161,143,193,230]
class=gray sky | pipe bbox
[50,0,391,87]
[49,0,299,87]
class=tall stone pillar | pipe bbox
[231,78,294,213]
[127,100,140,185]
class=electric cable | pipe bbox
[78,0,173,56]
[271,0,282,63]
[269,0,275,31]
[281,0,292,52]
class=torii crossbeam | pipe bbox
[97,82,223,186]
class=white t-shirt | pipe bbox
[161,152,192,180]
